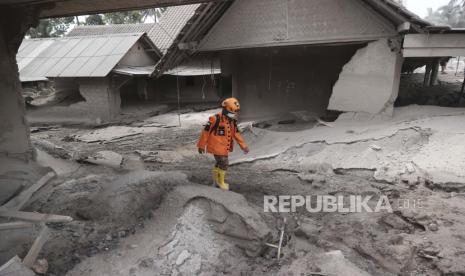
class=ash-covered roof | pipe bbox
[154,0,437,76]
[149,4,201,53]
[67,4,200,54]
[68,23,156,38]
[18,33,157,78]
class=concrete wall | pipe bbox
[32,77,121,123]
[117,41,156,67]
[78,77,121,120]
[220,44,364,121]
[328,38,403,115]
[199,0,396,51]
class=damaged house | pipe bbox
[18,32,160,122]
[155,0,455,121]
[67,17,224,106]
[18,4,225,123]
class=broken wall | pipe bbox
[28,77,121,123]
[221,44,365,121]
[328,38,403,115]
[78,77,121,121]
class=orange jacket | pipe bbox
[197,113,248,156]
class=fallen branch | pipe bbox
[0,210,73,223]
[0,221,34,231]
[1,171,55,211]
[23,225,50,268]
[0,256,34,276]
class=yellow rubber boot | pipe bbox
[217,168,229,191]
[212,167,219,187]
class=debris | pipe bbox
[278,119,296,125]
[428,222,439,232]
[405,163,416,173]
[0,256,35,276]
[0,221,34,231]
[74,126,143,143]
[370,144,382,151]
[83,151,123,168]
[23,225,51,268]
[1,171,55,211]
[0,210,73,223]
[32,138,75,159]
[252,122,272,129]
[135,150,182,163]
[314,250,372,276]
[176,250,191,266]
[32,259,49,275]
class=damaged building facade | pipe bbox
[67,6,224,107]
[157,0,435,121]
[19,5,224,122]
[18,33,160,122]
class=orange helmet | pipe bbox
[222,97,240,113]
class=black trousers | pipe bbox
[214,155,229,170]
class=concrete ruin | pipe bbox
[18,33,159,122]
[328,38,404,116]
[156,0,461,122]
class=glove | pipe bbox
[198,148,205,154]
[243,147,250,154]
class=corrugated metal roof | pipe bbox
[67,23,156,37]
[153,2,231,76]
[149,4,201,53]
[18,33,147,78]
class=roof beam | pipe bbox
[403,34,465,57]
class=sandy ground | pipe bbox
[4,72,465,275]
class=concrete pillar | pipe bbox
[0,6,37,161]
[328,38,403,116]
[0,6,40,203]
[430,58,440,87]
[423,62,432,87]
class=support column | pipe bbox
[0,6,40,204]
[430,58,440,87]
[0,6,37,161]
[423,62,432,87]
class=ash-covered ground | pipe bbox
[4,72,465,276]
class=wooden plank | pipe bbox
[22,226,51,268]
[0,256,35,276]
[0,210,73,223]
[0,221,34,231]
[1,171,55,211]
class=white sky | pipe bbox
[405,0,450,18]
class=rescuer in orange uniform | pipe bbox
[197,98,249,190]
